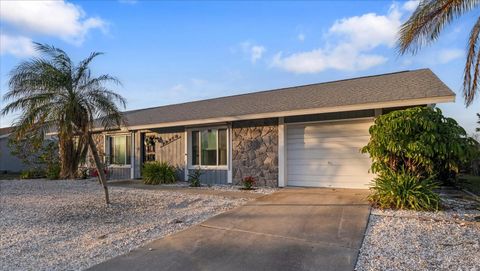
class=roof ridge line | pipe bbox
[122,68,429,114]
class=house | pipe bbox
[1,69,454,187]
[81,68,454,188]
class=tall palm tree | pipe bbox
[2,43,126,204]
[398,0,480,106]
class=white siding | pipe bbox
[286,119,374,189]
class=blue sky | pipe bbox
[0,0,478,135]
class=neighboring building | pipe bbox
[0,127,26,173]
[82,68,455,188]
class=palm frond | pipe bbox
[73,52,104,87]
[464,16,480,105]
[398,0,479,54]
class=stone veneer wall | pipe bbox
[232,118,278,187]
[86,133,105,168]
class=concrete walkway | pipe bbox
[88,188,371,271]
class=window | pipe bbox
[192,131,199,165]
[109,135,131,165]
[191,128,227,167]
[218,129,227,165]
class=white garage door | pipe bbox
[286,119,374,189]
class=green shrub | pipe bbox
[46,162,61,180]
[20,169,45,179]
[362,107,477,182]
[142,161,176,185]
[188,167,202,187]
[369,168,440,211]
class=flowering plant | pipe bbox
[90,168,108,178]
[242,176,256,190]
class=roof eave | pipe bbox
[123,95,455,131]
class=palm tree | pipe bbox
[398,0,480,106]
[2,43,126,204]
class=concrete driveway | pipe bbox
[88,188,370,271]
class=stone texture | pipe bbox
[232,119,278,187]
[86,133,105,168]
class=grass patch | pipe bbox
[457,174,480,196]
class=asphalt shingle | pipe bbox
[121,69,454,128]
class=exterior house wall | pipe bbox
[134,131,142,179]
[0,136,26,172]
[147,130,186,181]
[86,133,105,166]
[232,118,279,187]
[284,109,375,123]
[87,132,132,180]
[187,169,227,185]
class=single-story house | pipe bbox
[2,69,455,188]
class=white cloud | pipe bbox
[251,45,266,63]
[438,48,463,64]
[400,48,465,66]
[328,6,402,50]
[240,42,266,63]
[273,5,401,73]
[298,33,305,42]
[0,34,37,57]
[273,45,387,73]
[403,0,420,12]
[0,0,106,45]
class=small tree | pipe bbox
[362,107,477,182]
[2,43,126,204]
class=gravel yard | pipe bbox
[0,179,248,271]
[356,190,480,271]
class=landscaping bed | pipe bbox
[356,189,480,271]
[0,179,248,271]
[110,179,278,195]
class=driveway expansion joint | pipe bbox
[199,223,357,251]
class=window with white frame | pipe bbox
[190,128,227,167]
[108,135,131,165]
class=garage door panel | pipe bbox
[288,151,369,159]
[287,135,370,145]
[286,119,374,188]
[287,128,369,138]
[287,158,371,166]
[288,120,372,131]
[288,180,371,189]
[288,164,373,175]
[288,122,372,135]
[287,142,366,152]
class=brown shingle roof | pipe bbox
[121,68,455,128]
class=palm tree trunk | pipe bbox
[87,133,110,204]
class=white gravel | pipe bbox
[356,192,480,271]
[0,179,247,271]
